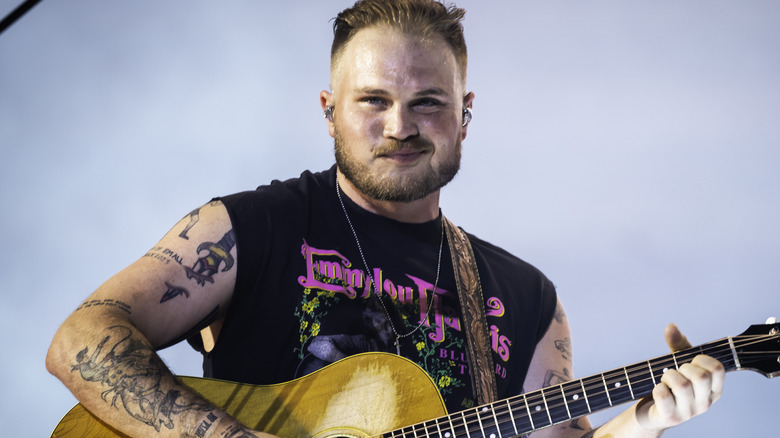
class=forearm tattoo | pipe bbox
[195,412,220,437]
[71,325,214,432]
[222,424,260,438]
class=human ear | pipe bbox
[320,90,335,138]
[461,91,475,140]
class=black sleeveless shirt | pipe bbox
[193,167,557,413]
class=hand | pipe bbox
[636,323,726,432]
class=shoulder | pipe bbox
[465,230,554,289]
[217,167,336,224]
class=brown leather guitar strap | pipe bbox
[443,216,498,404]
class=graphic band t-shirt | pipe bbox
[192,166,557,413]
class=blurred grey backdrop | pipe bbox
[1,0,778,436]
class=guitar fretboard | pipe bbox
[384,337,739,438]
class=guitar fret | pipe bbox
[434,418,443,438]
[623,368,635,399]
[447,413,457,438]
[460,411,471,438]
[523,393,535,431]
[647,361,656,385]
[601,374,613,406]
[605,370,632,405]
[506,399,518,435]
[528,392,551,429]
[490,405,502,438]
[424,420,435,438]
[541,390,552,424]
[728,336,742,369]
[475,407,485,438]
[478,405,500,438]
[672,352,679,370]
[559,384,572,419]
[580,380,592,413]
[560,380,589,419]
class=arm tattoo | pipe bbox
[160,281,191,303]
[553,304,566,324]
[543,367,571,386]
[75,299,131,315]
[179,201,221,240]
[71,325,213,432]
[555,337,572,361]
[184,229,236,286]
[144,246,185,265]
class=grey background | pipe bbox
[1,1,778,436]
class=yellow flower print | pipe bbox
[438,376,451,388]
[312,323,321,336]
[416,342,425,351]
[300,320,308,331]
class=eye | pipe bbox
[412,98,445,113]
[360,96,388,106]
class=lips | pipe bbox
[374,139,433,160]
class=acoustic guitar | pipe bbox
[52,321,780,437]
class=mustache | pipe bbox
[372,138,434,156]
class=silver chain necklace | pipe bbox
[336,176,444,355]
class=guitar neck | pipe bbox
[385,337,739,438]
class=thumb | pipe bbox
[665,323,692,352]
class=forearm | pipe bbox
[46,310,260,438]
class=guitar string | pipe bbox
[445,334,776,437]
[388,337,771,438]
[379,333,778,438]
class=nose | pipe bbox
[382,105,419,141]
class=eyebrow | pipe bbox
[355,87,450,97]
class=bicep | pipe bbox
[84,200,237,348]
[523,298,594,437]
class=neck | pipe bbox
[336,169,441,223]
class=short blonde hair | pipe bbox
[330,0,468,80]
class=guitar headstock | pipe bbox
[734,317,780,378]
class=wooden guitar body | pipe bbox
[52,353,447,438]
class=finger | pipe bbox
[653,383,675,424]
[691,354,726,401]
[660,369,694,419]
[665,323,692,352]
[677,362,713,414]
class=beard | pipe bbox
[334,128,461,203]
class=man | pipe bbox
[47,1,725,437]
